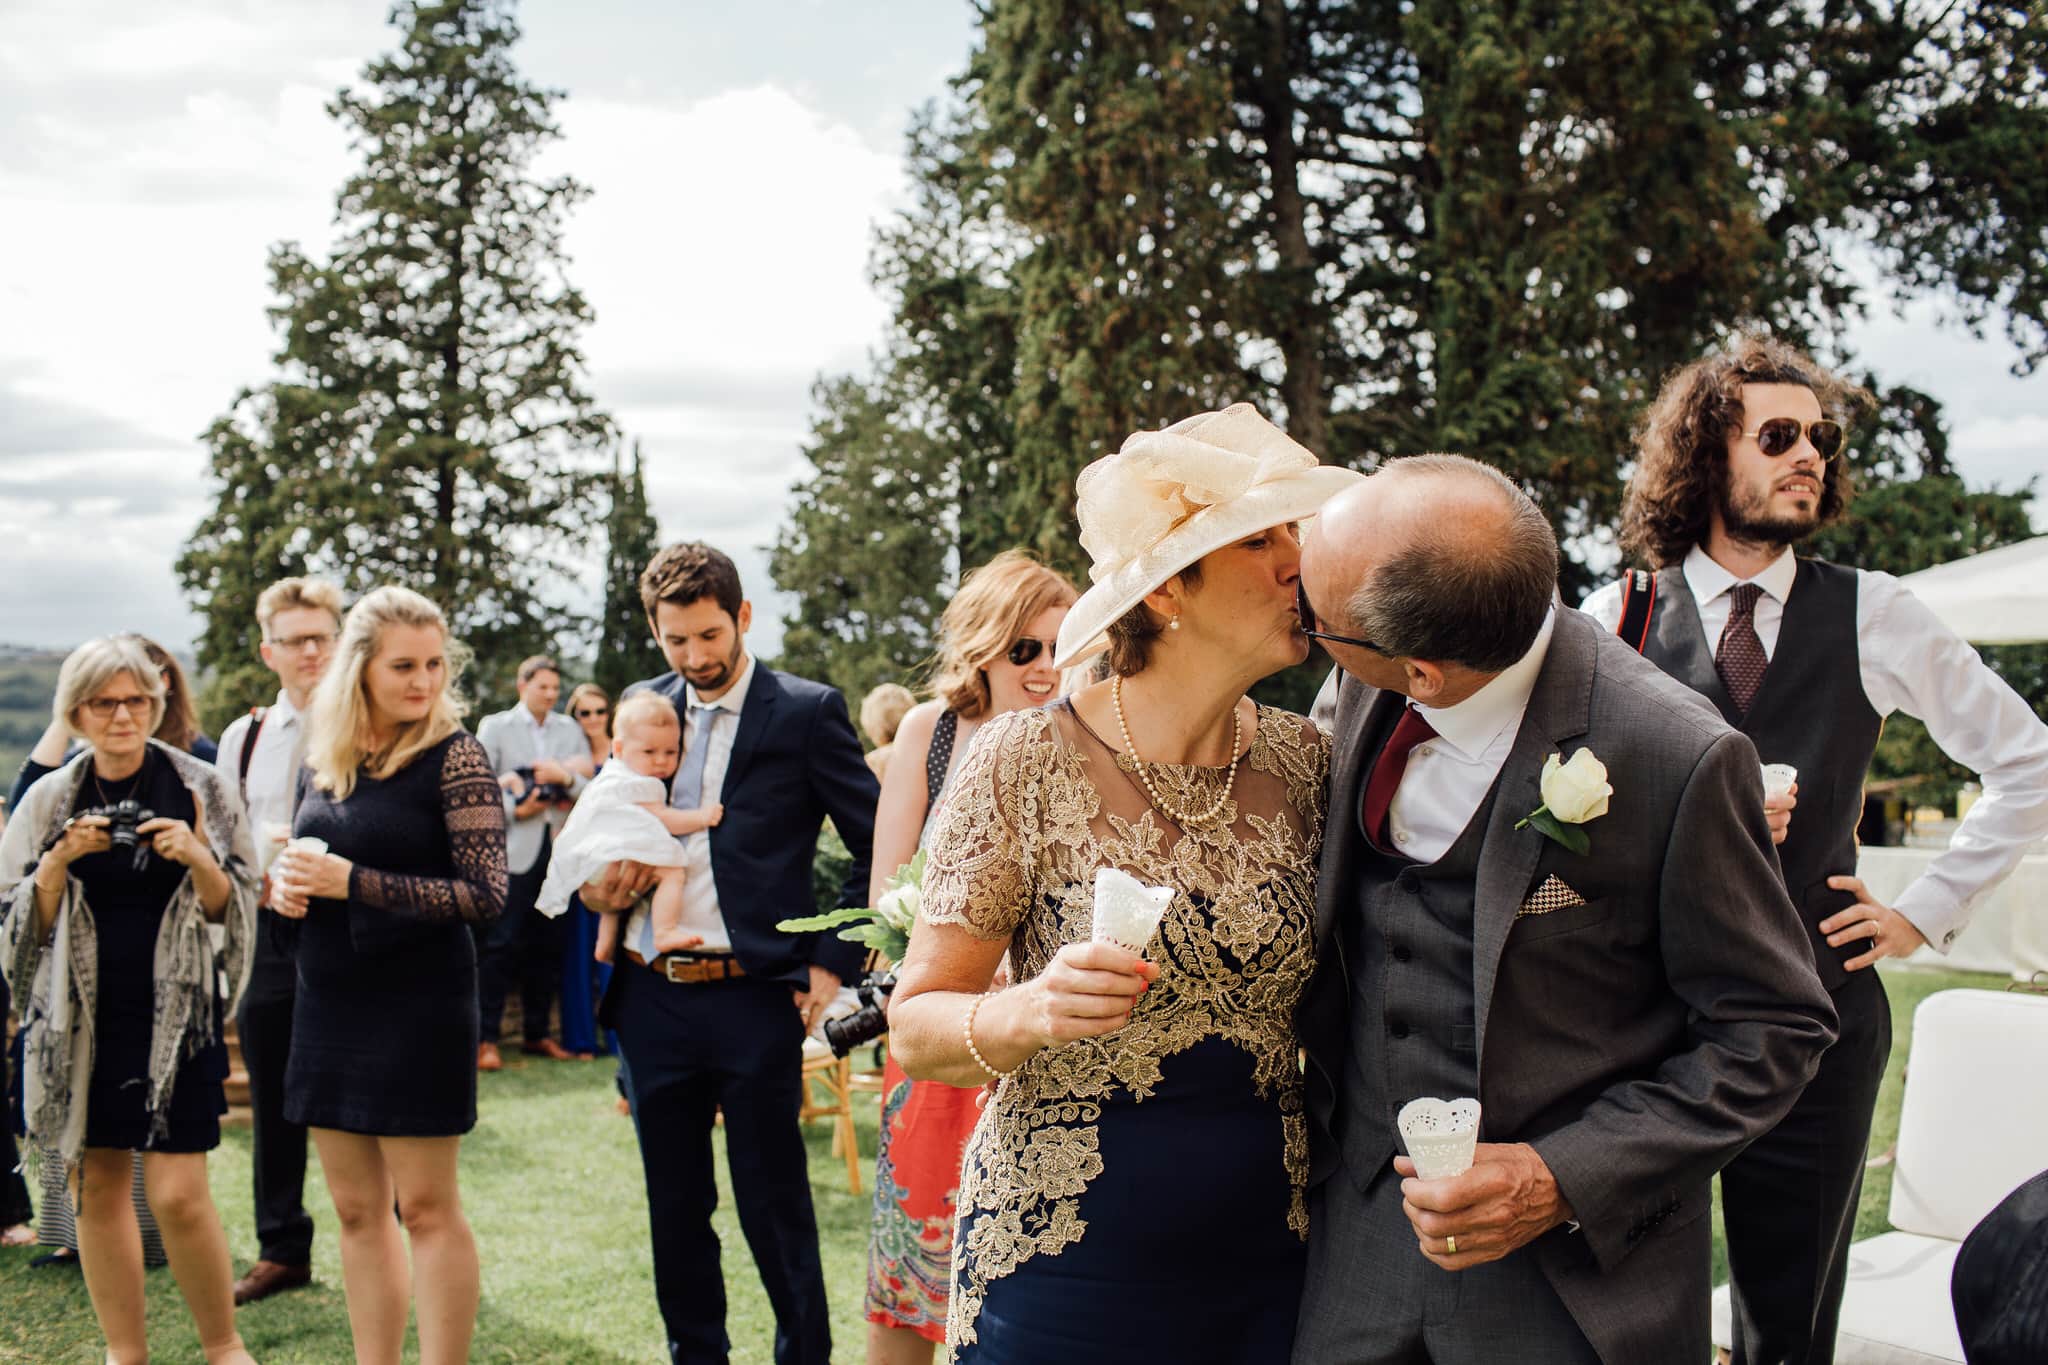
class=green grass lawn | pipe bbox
[1,963,2007,1363]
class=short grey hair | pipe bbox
[1345,454,1558,672]
[54,636,167,738]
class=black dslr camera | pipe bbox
[512,766,571,807]
[822,970,896,1059]
[83,799,158,873]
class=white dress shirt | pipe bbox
[1385,609,1557,864]
[1581,545,2048,949]
[626,655,757,958]
[214,690,306,887]
[477,703,592,874]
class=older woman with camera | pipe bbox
[0,635,260,1365]
[270,585,507,1365]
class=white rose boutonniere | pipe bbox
[1516,748,1612,855]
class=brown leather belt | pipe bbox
[622,948,746,984]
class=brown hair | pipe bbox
[1346,456,1558,672]
[516,655,560,687]
[1103,561,1205,678]
[121,635,202,752]
[639,542,743,622]
[933,550,1079,717]
[1620,333,1867,568]
[859,683,914,747]
[255,577,344,635]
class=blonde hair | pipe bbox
[306,586,470,799]
[566,682,611,737]
[858,683,914,747]
[932,550,1079,718]
[256,577,345,635]
[54,636,166,740]
[613,691,678,739]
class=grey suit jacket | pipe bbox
[1297,607,1838,1362]
[476,705,591,875]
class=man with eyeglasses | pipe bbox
[213,576,344,1306]
[1583,333,2048,1365]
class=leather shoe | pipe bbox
[233,1259,311,1305]
[477,1042,503,1072]
[521,1038,576,1061]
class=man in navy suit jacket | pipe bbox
[585,542,876,1365]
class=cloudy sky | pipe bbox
[1,0,2041,661]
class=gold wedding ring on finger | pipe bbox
[1445,1235,1458,1255]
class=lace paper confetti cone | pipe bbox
[1090,867,1175,954]
[1761,763,1799,802]
[1396,1097,1481,1180]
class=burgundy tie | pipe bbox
[1360,706,1438,849]
[1716,582,1768,716]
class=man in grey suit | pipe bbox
[1292,455,1837,1362]
[475,654,592,1066]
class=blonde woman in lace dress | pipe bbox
[888,406,1360,1363]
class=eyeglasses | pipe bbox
[1743,417,1844,461]
[1005,637,1058,668]
[1296,583,1388,655]
[268,631,338,652]
[82,695,152,719]
[573,706,609,719]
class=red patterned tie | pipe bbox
[1360,706,1438,849]
[1716,582,1768,716]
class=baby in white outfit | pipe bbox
[537,691,721,961]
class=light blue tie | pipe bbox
[672,704,716,810]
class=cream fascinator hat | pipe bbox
[1055,403,1364,668]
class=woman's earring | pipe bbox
[1168,615,1181,631]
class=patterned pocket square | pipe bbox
[1518,875,1588,917]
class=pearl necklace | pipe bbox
[1112,675,1243,826]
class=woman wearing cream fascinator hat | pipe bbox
[887,404,1360,1361]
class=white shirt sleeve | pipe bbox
[215,714,250,786]
[1857,570,2048,950]
[1579,579,1626,631]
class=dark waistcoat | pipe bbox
[1640,557,1880,990]
[1338,697,1500,1189]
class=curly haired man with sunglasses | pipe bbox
[1583,333,2048,1365]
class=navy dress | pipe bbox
[921,703,1329,1363]
[71,752,228,1153]
[285,732,507,1136]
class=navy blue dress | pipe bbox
[921,703,1329,1363]
[71,751,228,1153]
[285,732,507,1137]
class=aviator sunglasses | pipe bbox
[1004,637,1058,668]
[1743,417,1844,461]
[1296,582,1388,655]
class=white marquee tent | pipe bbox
[1897,533,2048,645]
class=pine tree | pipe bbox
[592,441,666,700]
[179,0,611,723]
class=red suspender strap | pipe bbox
[1617,570,1656,654]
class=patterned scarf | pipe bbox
[0,741,257,1164]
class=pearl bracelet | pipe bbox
[963,993,1010,1083]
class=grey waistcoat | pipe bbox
[1640,558,1881,990]
[1337,703,1500,1191]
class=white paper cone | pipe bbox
[258,822,291,875]
[1396,1097,1481,1180]
[1760,764,1798,802]
[287,837,328,857]
[1090,867,1174,954]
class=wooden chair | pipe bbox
[800,1042,863,1196]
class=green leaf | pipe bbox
[775,906,879,934]
[1527,809,1591,857]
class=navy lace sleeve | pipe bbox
[347,734,508,924]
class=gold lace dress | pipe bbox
[921,699,1328,1361]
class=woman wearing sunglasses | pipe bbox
[558,683,616,1058]
[0,635,259,1364]
[862,548,1077,1365]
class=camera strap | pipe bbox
[237,706,269,803]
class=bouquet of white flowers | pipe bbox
[776,851,924,968]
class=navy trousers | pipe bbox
[608,965,830,1365]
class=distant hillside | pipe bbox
[0,646,66,799]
